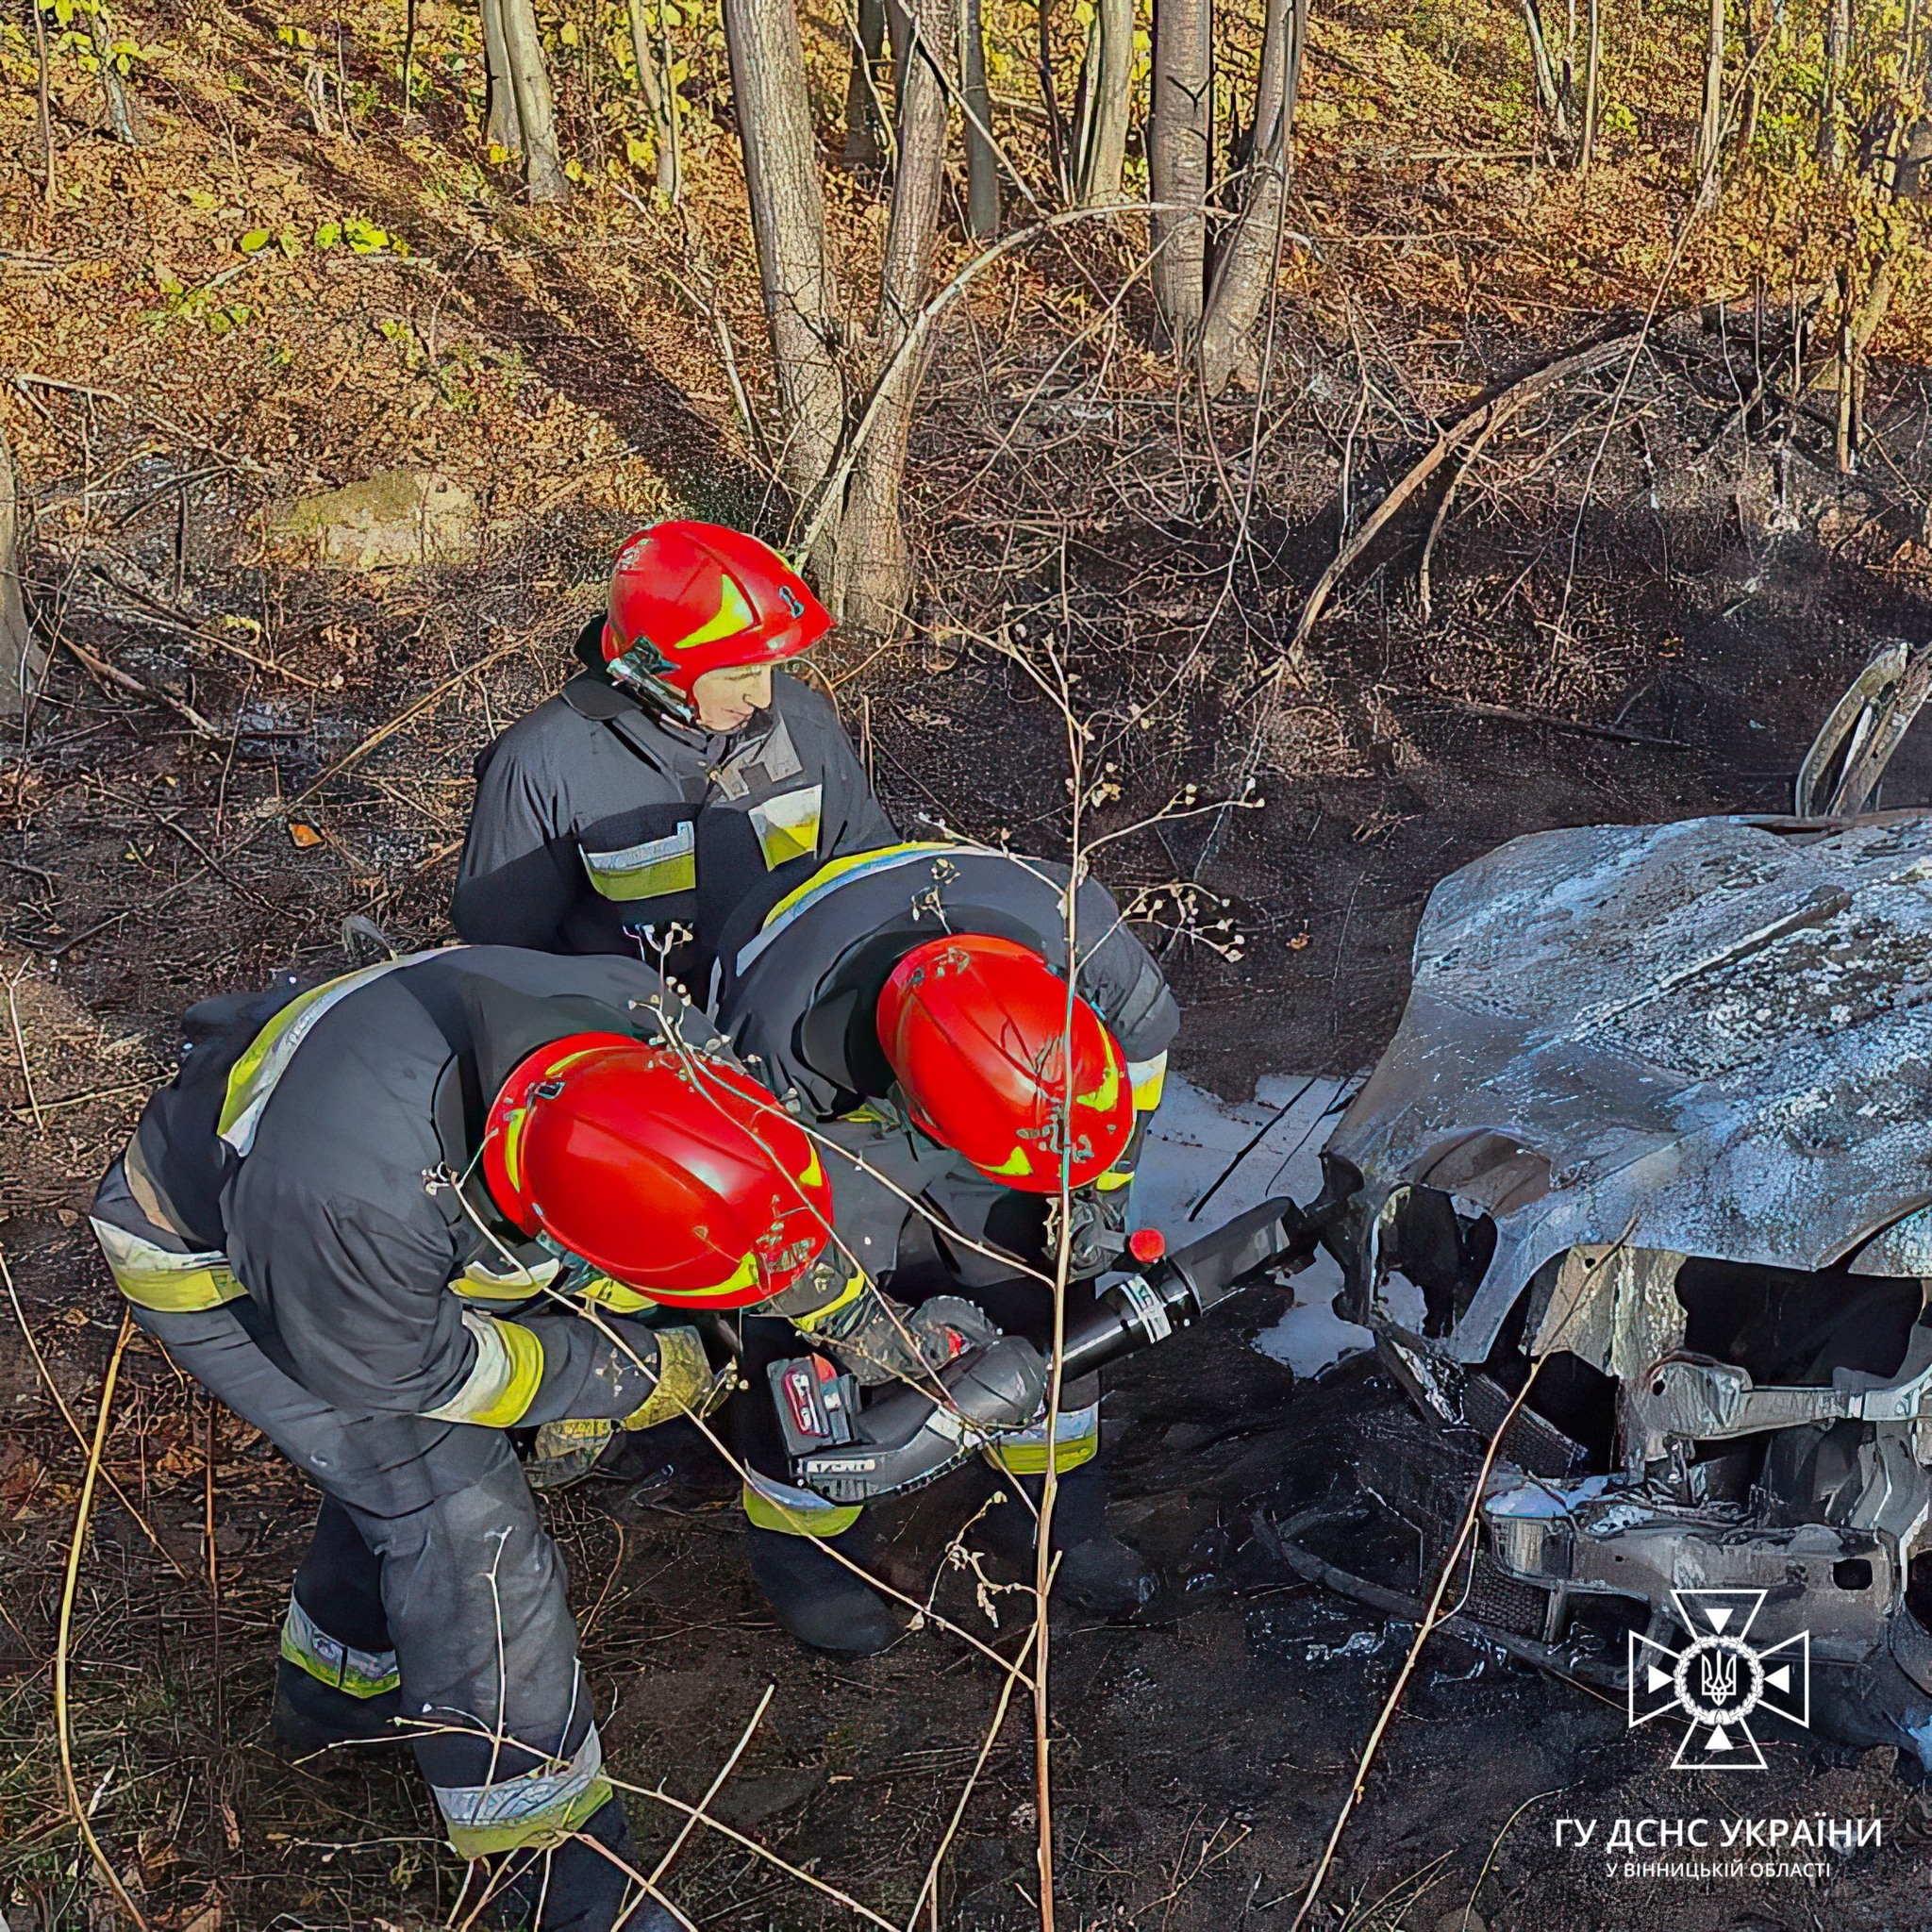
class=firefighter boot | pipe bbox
[490,1796,680,1932]
[745,1522,905,1657]
[270,1656,404,1756]
[975,1460,1158,1615]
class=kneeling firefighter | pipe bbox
[89,945,1044,1930]
[713,843,1181,1651]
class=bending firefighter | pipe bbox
[453,521,895,991]
[87,946,886,1931]
[716,842,1180,1652]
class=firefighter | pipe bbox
[452,521,896,994]
[713,842,1181,1651]
[88,944,1038,1931]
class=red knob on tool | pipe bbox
[1127,1227,1167,1264]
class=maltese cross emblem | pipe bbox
[1627,1589,1809,1770]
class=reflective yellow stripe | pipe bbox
[218,955,432,1154]
[579,823,696,903]
[789,1272,868,1333]
[668,575,755,652]
[280,1593,400,1698]
[434,1724,612,1857]
[737,842,976,974]
[741,1477,862,1539]
[1127,1051,1168,1112]
[92,1217,246,1313]
[1075,1033,1121,1112]
[985,1146,1032,1179]
[575,1272,656,1314]
[453,1254,562,1305]
[990,1401,1100,1475]
[423,1312,545,1427]
[748,785,824,869]
[1094,1168,1133,1193]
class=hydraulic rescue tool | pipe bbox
[769,1196,1316,1506]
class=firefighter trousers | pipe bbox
[134,1298,609,1859]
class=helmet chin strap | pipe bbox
[606,647,696,724]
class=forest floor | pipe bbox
[7,0,1932,1927]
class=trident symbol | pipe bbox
[1699,1648,1738,1707]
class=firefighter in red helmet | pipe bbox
[453,522,896,993]
[713,845,1180,1653]
[88,945,1041,1930]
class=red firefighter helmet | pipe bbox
[874,935,1134,1193]
[482,1033,833,1309]
[601,522,831,717]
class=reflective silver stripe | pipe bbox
[993,1401,1101,1453]
[742,1464,856,1523]
[280,1592,400,1697]
[735,843,991,974]
[430,1722,605,1838]
[1114,1274,1173,1344]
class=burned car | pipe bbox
[1298,643,1932,1760]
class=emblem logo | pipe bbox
[1628,1589,1809,1770]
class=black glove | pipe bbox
[810,1288,1003,1388]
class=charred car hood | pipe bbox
[1324,810,1932,1360]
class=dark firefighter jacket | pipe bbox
[714,842,1181,1125]
[451,626,896,991]
[88,947,744,1429]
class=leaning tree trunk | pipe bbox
[500,0,567,202]
[626,0,679,196]
[723,0,846,531]
[844,0,889,164]
[836,0,951,629]
[1199,0,1307,393]
[1150,0,1212,344]
[1073,0,1134,204]
[1695,0,1724,195]
[480,0,523,152]
[962,0,999,235]
[90,6,143,145]
[1,430,45,719]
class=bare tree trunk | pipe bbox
[1040,0,1071,199]
[627,0,679,196]
[1073,0,1134,204]
[1822,0,1849,174]
[1522,0,1571,140]
[1,429,45,720]
[723,0,846,524]
[1579,0,1601,169]
[961,0,999,234]
[31,0,55,208]
[844,0,888,164]
[90,7,144,145]
[838,0,951,628]
[1738,0,1762,153]
[481,0,524,153]
[1199,0,1307,393]
[1695,0,1724,192]
[1150,0,1211,342]
[501,0,568,202]
[887,0,912,99]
